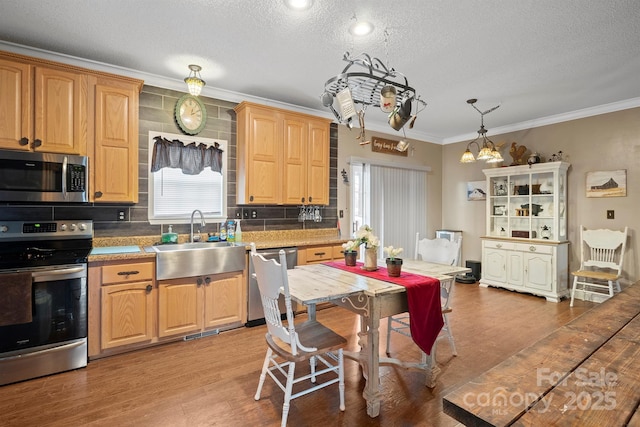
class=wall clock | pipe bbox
[175,94,207,135]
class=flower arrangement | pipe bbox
[354,225,380,249]
[384,246,403,260]
[342,240,360,252]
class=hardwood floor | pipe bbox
[0,284,595,426]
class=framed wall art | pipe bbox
[586,170,627,198]
[467,180,487,201]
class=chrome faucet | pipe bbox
[190,209,206,242]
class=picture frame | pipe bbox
[493,205,506,216]
[586,170,627,197]
[467,180,487,201]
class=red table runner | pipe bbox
[323,261,443,355]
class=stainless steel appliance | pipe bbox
[0,220,92,386]
[0,150,88,203]
[247,247,297,327]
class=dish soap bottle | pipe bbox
[162,225,178,244]
[219,221,227,241]
[227,220,235,242]
[234,219,242,243]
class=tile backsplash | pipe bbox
[0,85,338,239]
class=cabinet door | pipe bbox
[282,115,307,204]
[93,79,139,202]
[524,253,553,291]
[101,282,154,349]
[484,247,507,283]
[158,279,203,337]
[506,251,524,287]
[0,58,31,150]
[245,107,281,204]
[203,273,245,328]
[307,118,330,205]
[34,66,87,154]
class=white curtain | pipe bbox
[365,164,428,260]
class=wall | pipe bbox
[442,107,639,282]
[336,126,443,239]
[0,85,339,239]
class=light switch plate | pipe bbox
[607,210,615,219]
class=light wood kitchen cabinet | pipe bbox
[91,76,140,203]
[0,54,87,154]
[158,271,245,338]
[297,243,350,265]
[235,101,331,205]
[89,260,156,356]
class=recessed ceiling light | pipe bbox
[349,21,374,36]
[284,0,313,10]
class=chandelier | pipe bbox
[321,51,426,132]
[459,98,503,164]
[184,64,206,96]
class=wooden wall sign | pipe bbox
[371,137,408,157]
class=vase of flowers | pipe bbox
[343,225,380,270]
[342,240,360,266]
[384,246,404,277]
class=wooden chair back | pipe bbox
[414,233,461,265]
[580,226,628,273]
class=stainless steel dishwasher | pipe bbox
[247,247,298,327]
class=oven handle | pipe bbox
[31,265,85,279]
[62,155,68,199]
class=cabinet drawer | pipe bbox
[304,246,333,262]
[102,262,154,284]
[515,243,554,255]
[483,240,515,251]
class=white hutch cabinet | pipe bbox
[481,162,570,302]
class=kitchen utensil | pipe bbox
[321,91,341,121]
[379,85,397,113]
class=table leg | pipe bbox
[361,296,381,417]
[306,303,316,321]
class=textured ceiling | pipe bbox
[1,0,639,143]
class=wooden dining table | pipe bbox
[286,259,471,418]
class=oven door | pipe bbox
[0,264,87,354]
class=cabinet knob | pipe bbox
[308,196,313,203]
[301,197,305,203]
[197,277,203,286]
[529,246,536,252]
[496,243,502,248]
[32,139,42,148]
[95,191,103,198]
[204,276,211,285]
[19,137,29,146]
[146,284,153,293]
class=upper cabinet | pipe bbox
[91,76,140,203]
[483,162,570,241]
[0,50,143,203]
[235,101,331,205]
[0,55,88,154]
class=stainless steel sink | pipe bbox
[149,242,247,280]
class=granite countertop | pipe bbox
[89,228,349,263]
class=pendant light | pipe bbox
[460,99,502,164]
[184,64,206,96]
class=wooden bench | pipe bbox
[443,282,640,426]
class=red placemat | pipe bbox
[324,261,443,355]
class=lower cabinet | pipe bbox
[480,239,569,302]
[297,244,351,265]
[158,272,245,338]
[89,259,246,359]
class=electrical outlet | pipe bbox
[243,210,249,219]
[118,210,125,221]
[607,210,615,219]
[251,210,258,219]
[235,211,241,218]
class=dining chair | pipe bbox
[570,226,628,307]
[386,234,462,361]
[250,243,346,427]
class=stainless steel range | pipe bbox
[0,220,92,386]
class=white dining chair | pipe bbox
[250,243,346,427]
[570,226,628,307]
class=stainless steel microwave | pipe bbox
[0,150,88,203]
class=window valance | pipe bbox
[150,136,223,175]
